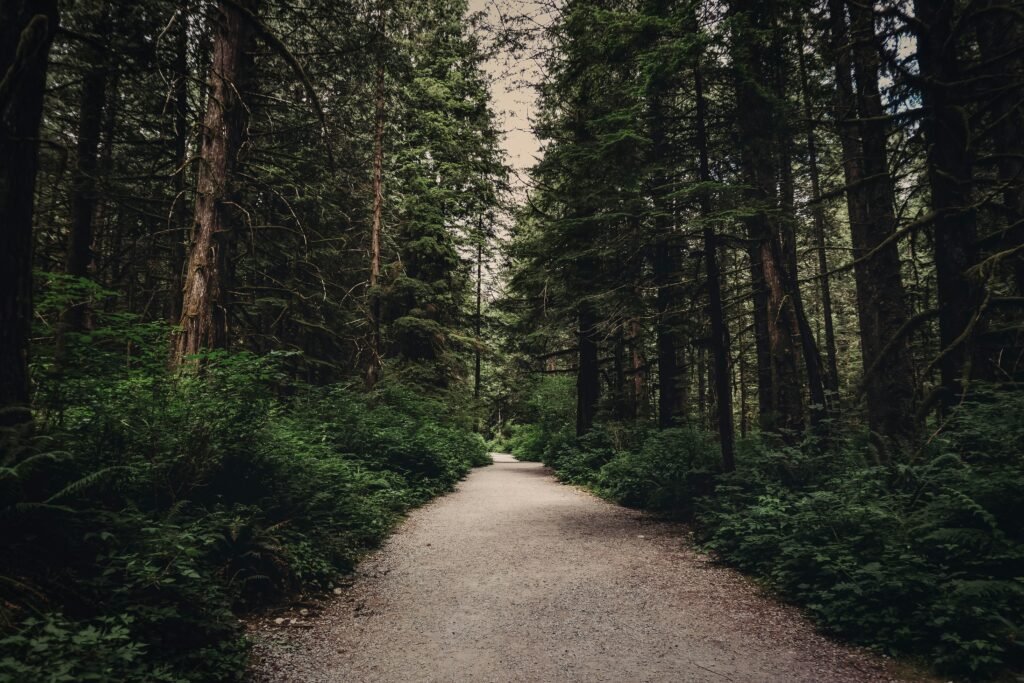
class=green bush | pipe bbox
[548,426,617,484]
[0,613,181,683]
[506,376,575,462]
[532,390,1024,680]
[696,393,1024,679]
[597,428,718,515]
[2,331,490,681]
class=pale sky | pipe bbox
[466,0,545,179]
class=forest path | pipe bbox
[250,454,912,682]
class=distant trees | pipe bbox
[0,0,503,406]
[502,0,1024,465]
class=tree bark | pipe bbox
[975,0,1024,295]
[474,239,482,399]
[797,30,841,405]
[914,0,988,405]
[770,28,829,431]
[169,0,191,324]
[0,0,59,422]
[576,301,600,436]
[646,16,684,428]
[848,0,918,442]
[828,0,918,445]
[695,51,735,471]
[366,59,385,387]
[653,241,683,427]
[730,0,804,436]
[175,0,255,362]
[630,317,648,419]
[64,7,110,333]
[613,324,629,420]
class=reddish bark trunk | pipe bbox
[175,0,256,361]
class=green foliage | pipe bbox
[1,342,488,681]
[0,613,179,683]
[532,390,1024,680]
[597,428,719,515]
[504,376,576,462]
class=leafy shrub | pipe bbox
[533,389,1024,679]
[696,392,1024,679]
[0,613,180,683]
[506,376,575,462]
[597,428,719,515]
[2,321,490,681]
[548,426,617,485]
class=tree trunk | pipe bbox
[64,8,110,333]
[848,0,918,443]
[474,239,482,399]
[828,0,918,445]
[731,0,804,436]
[653,242,683,427]
[976,1,1024,295]
[613,324,629,420]
[695,51,735,471]
[0,0,59,422]
[771,11,829,431]
[576,302,600,436]
[366,59,385,387]
[914,0,987,405]
[175,0,255,361]
[169,0,191,324]
[797,35,840,404]
[646,36,683,429]
[630,317,647,419]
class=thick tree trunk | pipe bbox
[848,1,918,442]
[829,0,918,445]
[747,240,777,429]
[976,1,1024,294]
[731,0,803,436]
[643,0,685,429]
[914,0,988,405]
[613,325,629,420]
[576,302,600,436]
[759,238,805,433]
[0,0,59,422]
[175,0,255,361]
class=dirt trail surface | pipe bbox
[250,454,915,682]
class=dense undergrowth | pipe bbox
[498,377,1024,680]
[0,282,488,682]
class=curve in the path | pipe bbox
[251,454,915,683]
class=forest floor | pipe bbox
[248,454,929,682]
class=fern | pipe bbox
[45,466,128,503]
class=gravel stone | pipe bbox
[249,453,928,682]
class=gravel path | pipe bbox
[249,454,921,682]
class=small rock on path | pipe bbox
[249,453,923,682]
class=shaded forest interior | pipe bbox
[0,0,1022,681]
